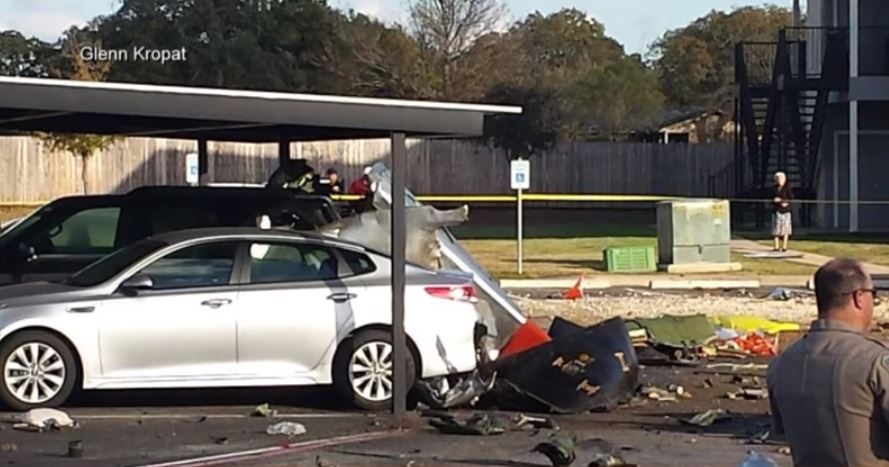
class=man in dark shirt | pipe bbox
[316,168,345,197]
[772,171,794,252]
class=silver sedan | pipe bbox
[0,228,482,410]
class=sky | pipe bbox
[0,0,789,54]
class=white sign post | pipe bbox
[510,159,530,275]
[185,153,199,185]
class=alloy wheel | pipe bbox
[3,342,66,404]
[348,341,393,402]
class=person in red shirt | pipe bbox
[348,169,374,213]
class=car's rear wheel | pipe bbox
[333,330,416,411]
[0,331,77,411]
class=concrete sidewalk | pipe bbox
[731,238,889,274]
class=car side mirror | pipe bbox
[120,275,154,295]
[16,243,36,263]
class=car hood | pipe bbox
[0,282,89,308]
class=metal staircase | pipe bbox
[733,27,848,226]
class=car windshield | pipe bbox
[65,239,168,287]
[0,207,44,249]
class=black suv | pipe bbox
[0,186,339,285]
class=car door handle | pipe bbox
[201,298,232,309]
[327,293,357,303]
[67,306,94,314]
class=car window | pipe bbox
[147,206,221,236]
[137,242,238,290]
[248,242,340,284]
[340,249,376,276]
[32,207,120,255]
[66,239,168,287]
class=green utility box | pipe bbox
[657,199,731,265]
[604,246,657,273]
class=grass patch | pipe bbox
[457,224,819,279]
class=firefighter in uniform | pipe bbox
[768,258,889,466]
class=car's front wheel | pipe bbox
[333,330,417,411]
[0,331,77,411]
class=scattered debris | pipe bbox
[13,408,76,432]
[210,436,229,445]
[711,316,800,335]
[251,403,277,418]
[776,447,791,456]
[266,421,307,437]
[681,409,731,427]
[415,370,496,409]
[731,375,762,387]
[0,443,17,453]
[532,433,576,467]
[67,440,83,458]
[706,363,769,373]
[513,414,559,431]
[494,317,638,414]
[744,430,770,445]
[639,386,678,402]
[726,389,769,400]
[428,413,510,436]
[739,450,778,467]
[768,288,794,301]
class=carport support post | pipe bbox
[278,138,291,168]
[390,132,408,420]
[197,138,209,185]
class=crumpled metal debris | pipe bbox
[532,433,576,467]
[726,389,769,400]
[681,409,731,427]
[423,411,557,436]
[768,287,794,301]
[266,421,307,437]
[494,317,639,414]
[250,403,277,418]
[414,370,496,410]
[13,408,76,432]
[427,412,511,436]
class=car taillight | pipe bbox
[425,285,477,303]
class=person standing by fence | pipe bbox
[772,171,794,252]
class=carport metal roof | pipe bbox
[0,76,521,419]
[0,76,521,141]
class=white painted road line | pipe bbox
[71,413,364,420]
[140,430,405,467]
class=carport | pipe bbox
[0,76,521,417]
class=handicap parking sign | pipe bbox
[510,159,530,190]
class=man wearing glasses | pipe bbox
[768,258,888,466]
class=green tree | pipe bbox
[96,0,338,92]
[328,12,433,99]
[571,55,664,139]
[651,6,791,112]
[38,29,116,195]
[0,30,53,77]
[483,83,562,160]
[408,0,507,99]
[509,9,624,87]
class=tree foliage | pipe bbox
[409,0,507,99]
[483,83,561,160]
[37,29,116,194]
[651,6,791,112]
[0,2,792,147]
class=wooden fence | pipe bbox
[0,137,733,203]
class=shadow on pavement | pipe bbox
[66,385,347,411]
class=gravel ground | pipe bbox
[512,289,889,326]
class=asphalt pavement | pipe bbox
[0,367,792,467]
